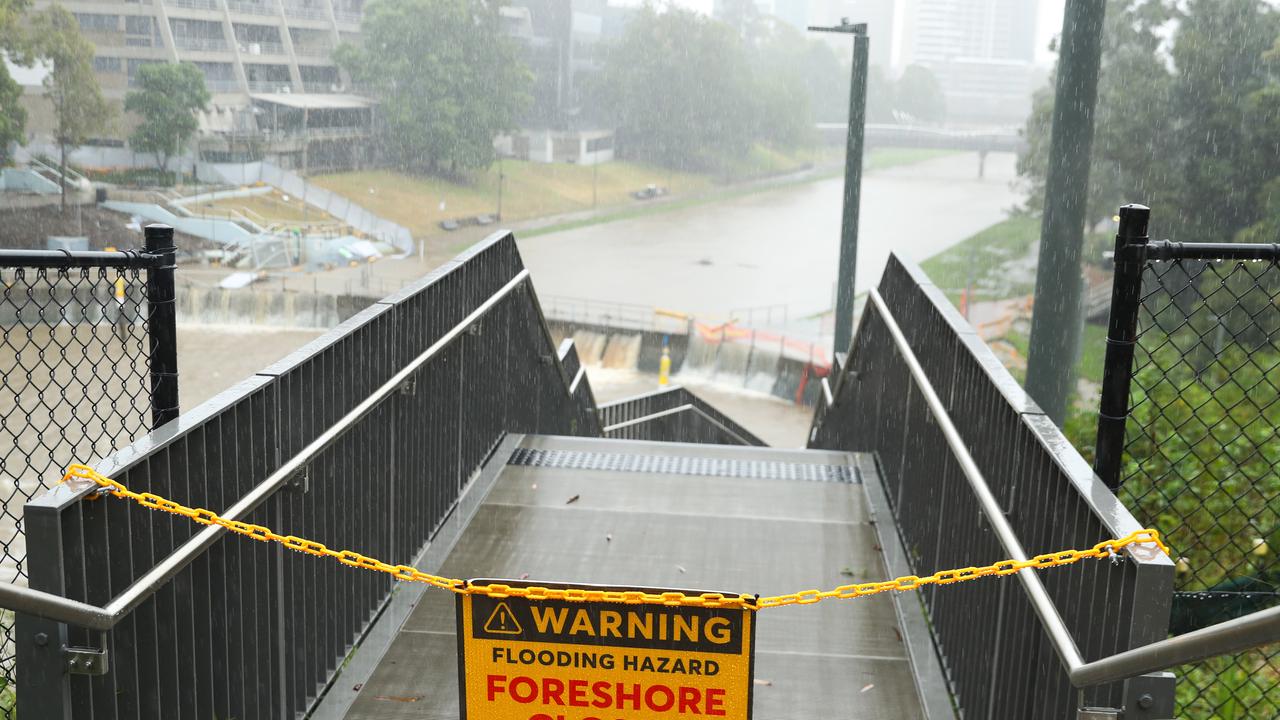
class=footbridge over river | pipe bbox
[5,230,1273,720]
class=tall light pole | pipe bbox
[497,153,505,220]
[809,20,868,355]
[1025,0,1106,424]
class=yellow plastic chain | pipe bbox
[61,464,1170,611]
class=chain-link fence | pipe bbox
[1105,234,1280,718]
[0,234,177,695]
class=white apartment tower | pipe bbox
[901,0,1041,125]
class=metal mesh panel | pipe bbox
[0,263,154,684]
[1122,258,1280,718]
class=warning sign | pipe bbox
[457,581,755,720]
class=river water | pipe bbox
[519,151,1023,332]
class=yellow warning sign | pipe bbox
[457,580,755,720]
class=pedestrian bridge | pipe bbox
[8,230,1268,719]
[341,435,923,719]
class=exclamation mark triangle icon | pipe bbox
[483,601,523,635]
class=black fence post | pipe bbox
[144,224,180,429]
[1093,203,1150,489]
[15,499,73,719]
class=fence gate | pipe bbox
[1096,204,1280,719]
[0,226,178,691]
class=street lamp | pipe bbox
[808,20,868,355]
[497,152,505,221]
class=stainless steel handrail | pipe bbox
[0,581,111,628]
[568,365,586,395]
[868,286,1280,690]
[1071,604,1280,686]
[13,269,531,631]
[601,403,755,446]
[866,288,1089,674]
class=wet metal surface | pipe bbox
[344,435,925,719]
[507,446,857,482]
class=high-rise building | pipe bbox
[24,0,374,170]
[900,0,1041,125]
[496,0,622,165]
[903,0,1035,66]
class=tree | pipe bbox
[594,6,755,171]
[1165,0,1280,242]
[0,56,24,166]
[1018,0,1177,228]
[29,5,110,207]
[748,22,815,150]
[1018,0,1280,242]
[0,0,30,165]
[336,0,530,175]
[125,62,210,183]
[893,65,945,124]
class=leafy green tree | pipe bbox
[866,65,894,123]
[748,22,815,150]
[1019,0,1280,243]
[1165,0,1280,242]
[0,0,28,44]
[0,57,24,166]
[125,62,210,183]
[336,0,530,175]
[1236,29,1280,246]
[893,65,945,123]
[594,6,755,171]
[29,5,110,207]
[1018,0,1177,227]
[0,0,31,165]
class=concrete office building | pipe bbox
[22,0,374,171]
[496,0,625,165]
[901,0,1041,125]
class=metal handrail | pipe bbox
[8,269,532,631]
[1071,605,1280,686]
[867,286,1280,690]
[866,288,1089,674]
[600,403,755,447]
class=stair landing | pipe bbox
[341,435,926,719]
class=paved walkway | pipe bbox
[343,434,925,719]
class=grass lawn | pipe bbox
[198,190,332,225]
[311,145,958,240]
[920,214,1040,299]
[311,160,714,238]
[1000,321,1108,386]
